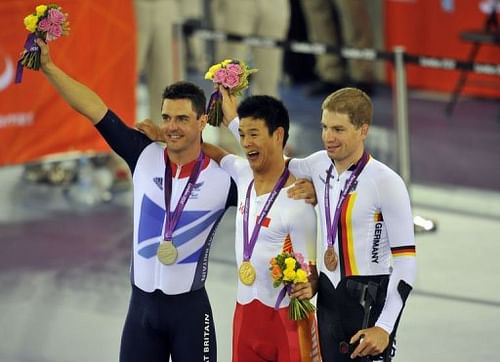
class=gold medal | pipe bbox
[157,240,178,265]
[239,261,256,286]
[324,246,338,271]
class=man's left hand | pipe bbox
[290,282,313,300]
[349,326,389,359]
[287,178,317,205]
[290,265,318,300]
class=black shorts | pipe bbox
[120,285,216,362]
[317,273,397,362]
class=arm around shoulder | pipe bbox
[201,142,230,164]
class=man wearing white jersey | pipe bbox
[202,95,321,361]
[224,88,416,361]
[286,88,416,361]
[36,39,236,362]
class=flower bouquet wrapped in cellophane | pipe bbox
[270,251,316,320]
[204,59,257,127]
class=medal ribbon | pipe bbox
[325,152,369,248]
[163,151,204,242]
[243,168,290,261]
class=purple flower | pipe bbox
[47,8,65,25]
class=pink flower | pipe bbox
[46,24,63,41]
[222,72,240,89]
[226,63,243,75]
[294,252,305,265]
[47,8,65,25]
[213,68,227,84]
[294,252,310,274]
[37,18,51,32]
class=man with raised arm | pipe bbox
[36,39,236,362]
[202,95,321,361]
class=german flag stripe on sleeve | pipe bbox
[391,245,416,257]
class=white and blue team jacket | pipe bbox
[96,110,236,295]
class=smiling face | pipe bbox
[321,110,368,171]
[238,117,284,174]
[320,87,372,171]
[160,98,207,162]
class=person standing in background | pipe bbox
[210,0,291,154]
[301,0,375,96]
[134,0,182,123]
[211,0,290,98]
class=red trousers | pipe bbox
[233,300,321,362]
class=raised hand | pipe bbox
[219,86,238,126]
[35,38,52,71]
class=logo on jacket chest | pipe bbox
[153,177,163,190]
[319,170,359,193]
[152,177,204,199]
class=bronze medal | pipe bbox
[239,261,256,286]
[324,246,338,271]
[157,240,178,265]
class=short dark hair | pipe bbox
[162,81,206,118]
[237,95,289,147]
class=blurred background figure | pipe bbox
[301,0,375,96]
[179,0,208,74]
[210,0,291,154]
[211,0,290,98]
[134,0,181,123]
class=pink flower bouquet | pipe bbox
[204,59,257,127]
[16,4,70,83]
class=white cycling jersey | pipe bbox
[221,154,317,308]
[97,110,235,295]
[132,145,233,294]
[289,151,416,333]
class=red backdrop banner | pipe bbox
[0,0,136,165]
[385,0,500,97]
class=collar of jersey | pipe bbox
[168,153,210,178]
[331,155,369,174]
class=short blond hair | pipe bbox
[321,87,372,128]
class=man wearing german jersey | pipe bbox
[286,88,416,361]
